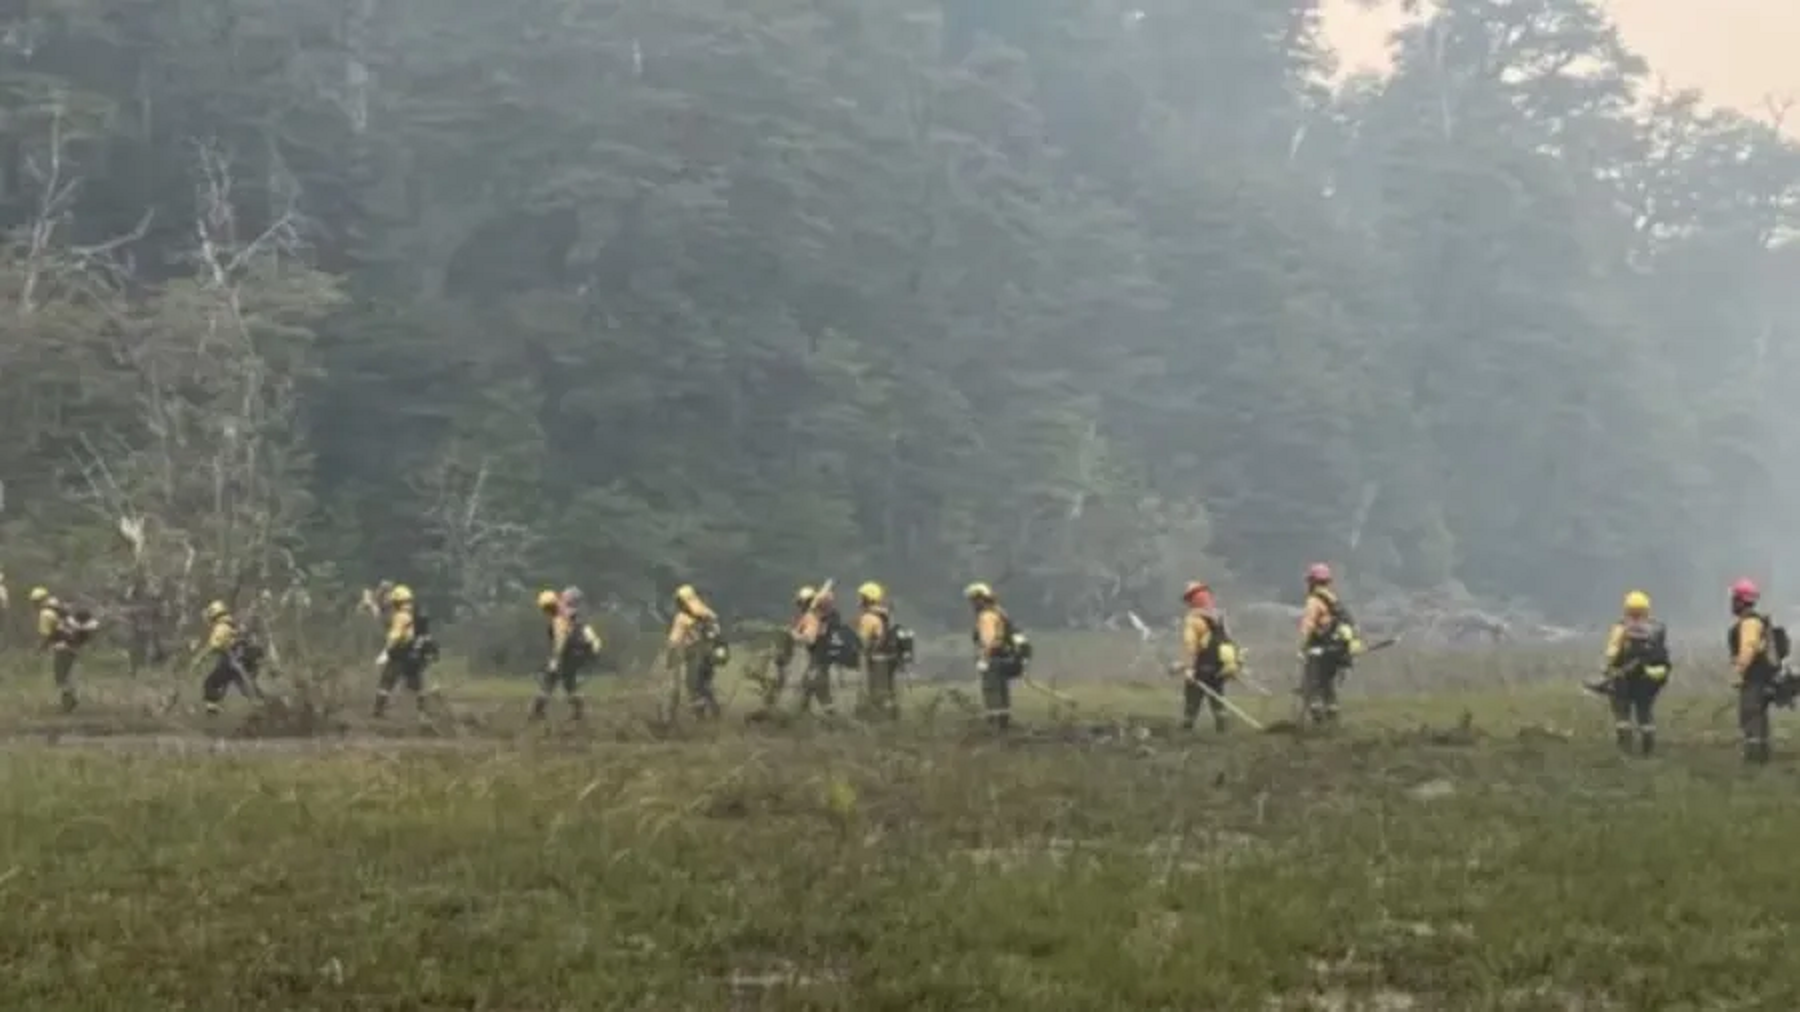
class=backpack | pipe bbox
[1192,609,1235,675]
[559,613,599,664]
[1730,613,1789,669]
[1306,591,1355,659]
[409,610,440,664]
[868,609,916,666]
[1615,618,1670,675]
[818,612,862,668]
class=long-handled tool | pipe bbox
[1192,677,1264,731]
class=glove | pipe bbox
[375,651,388,667]
[976,659,990,675]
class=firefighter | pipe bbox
[1298,563,1362,725]
[856,582,902,720]
[195,600,257,715]
[532,587,602,721]
[765,585,816,709]
[793,589,845,717]
[32,586,95,712]
[1180,581,1240,732]
[1728,578,1784,764]
[1592,590,1670,755]
[373,584,436,719]
[666,584,723,719]
[966,582,1024,730]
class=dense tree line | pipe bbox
[0,0,1795,632]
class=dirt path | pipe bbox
[0,730,511,755]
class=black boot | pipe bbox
[373,691,389,718]
[1639,730,1655,756]
[569,696,585,721]
[529,695,549,721]
[1615,727,1633,752]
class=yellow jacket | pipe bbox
[667,600,718,650]
[974,606,1008,655]
[859,607,892,663]
[1734,615,1767,677]
[1182,609,1214,661]
[37,605,65,649]
[1298,590,1338,646]
[385,605,416,651]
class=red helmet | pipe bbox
[1731,578,1760,603]
[1306,563,1332,584]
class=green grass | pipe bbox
[0,643,1795,1009]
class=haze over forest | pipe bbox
[0,0,1796,631]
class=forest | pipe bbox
[0,0,1795,633]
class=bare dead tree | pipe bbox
[412,451,540,620]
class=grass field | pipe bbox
[1,638,1797,1010]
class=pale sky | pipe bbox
[1324,0,1800,130]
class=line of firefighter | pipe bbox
[24,569,1800,762]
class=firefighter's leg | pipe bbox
[687,654,720,718]
[201,658,236,715]
[530,667,555,720]
[1608,685,1635,752]
[404,660,433,718]
[374,659,401,717]
[1740,677,1772,764]
[800,661,835,716]
[1634,678,1661,756]
[1301,656,1338,724]
[563,663,586,720]
[1203,673,1229,732]
[52,649,77,711]
[867,660,898,719]
[1181,679,1204,729]
[766,641,795,709]
[980,662,1011,730]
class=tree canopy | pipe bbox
[0,0,1795,629]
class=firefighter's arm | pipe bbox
[1297,598,1323,650]
[796,613,822,647]
[1602,623,1624,668]
[1735,617,1764,680]
[583,623,603,653]
[547,615,571,672]
[976,611,1004,655]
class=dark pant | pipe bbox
[532,658,588,718]
[1607,674,1662,753]
[1183,670,1228,730]
[683,653,719,717]
[1301,653,1345,722]
[797,656,837,714]
[1741,672,1774,763]
[375,655,429,716]
[202,657,253,707]
[981,658,1018,729]
[51,648,77,707]
[863,658,899,718]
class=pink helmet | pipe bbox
[1306,563,1332,584]
[1731,578,1760,604]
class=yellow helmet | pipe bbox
[858,581,885,604]
[795,585,817,607]
[536,589,560,610]
[964,582,993,602]
[1623,590,1651,614]
[28,586,48,605]
[389,584,414,605]
[203,600,228,622]
[675,584,700,605]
